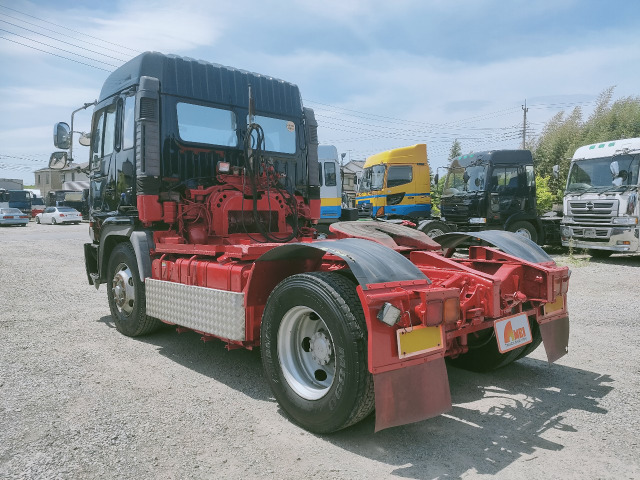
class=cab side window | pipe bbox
[122,95,135,150]
[103,105,117,156]
[91,111,105,170]
[324,162,337,187]
[492,166,519,191]
[525,165,535,187]
[387,165,413,188]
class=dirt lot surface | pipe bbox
[1,222,639,479]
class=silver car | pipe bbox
[0,208,30,226]
[35,206,83,225]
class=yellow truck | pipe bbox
[356,144,431,220]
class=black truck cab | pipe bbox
[425,150,552,244]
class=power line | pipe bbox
[0,28,120,68]
[0,35,112,71]
[0,11,136,58]
[0,18,129,63]
[0,3,140,54]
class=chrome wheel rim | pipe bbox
[427,228,445,238]
[277,306,336,400]
[513,227,532,239]
[112,262,136,315]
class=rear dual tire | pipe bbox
[261,272,374,433]
[447,316,542,372]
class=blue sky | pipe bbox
[1,0,639,185]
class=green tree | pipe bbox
[532,87,640,206]
[448,139,462,164]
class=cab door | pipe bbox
[89,94,136,219]
[384,164,430,217]
[89,103,117,217]
[488,164,521,221]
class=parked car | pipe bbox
[35,206,82,225]
[0,207,30,226]
[31,196,46,218]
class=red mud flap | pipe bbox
[540,316,570,364]
[373,357,452,432]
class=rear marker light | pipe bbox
[378,302,401,326]
[443,297,460,323]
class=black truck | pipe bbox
[419,149,561,245]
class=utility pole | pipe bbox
[521,100,528,149]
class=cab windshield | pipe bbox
[443,163,487,196]
[360,165,385,193]
[567,154,639,192]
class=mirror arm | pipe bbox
[69,100,97,163]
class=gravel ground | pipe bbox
[1,222,639,479]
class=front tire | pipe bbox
[419,220,451,238]
[51,218,57,225]
[106,243,160,337]
[508,221,538,244]
[35,217,40,224]
[261,272,374,433]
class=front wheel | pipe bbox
[508,221,538,244]
[106,243,160,337]
[51,218,57,225]
[35,217,40,224]
[419,220,451,238]
[261,272,374,433]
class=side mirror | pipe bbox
[610,160,620,177]
[78,132,91,146]
[552,164,559,179]
[49,151,69,170]
[53,122,71,149]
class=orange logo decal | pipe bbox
[504,321,527,344]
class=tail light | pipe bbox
[553,274,569,297]
[59,214,65,217]
[423,295,460,326]
[443,297,460,323]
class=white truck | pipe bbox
[561,138,640,257]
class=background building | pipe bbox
[0,178,24,190]
[34,162,89,199]
[341,160,364,207]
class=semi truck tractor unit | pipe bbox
[420,149,560,245]
[356,143,431,220]
[52,52,570,433]
[561,138,640,257]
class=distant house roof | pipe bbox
[343,161,365,174]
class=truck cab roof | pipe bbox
[452,150,532,167]
[572,138,640,160]
[99,51,303,117]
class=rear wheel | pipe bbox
[508,221,538,243]
[106,243,160,337]
[515,317,542,360]
[447,322,532,372]
[419,220,451,238]
[261,272,374,433]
